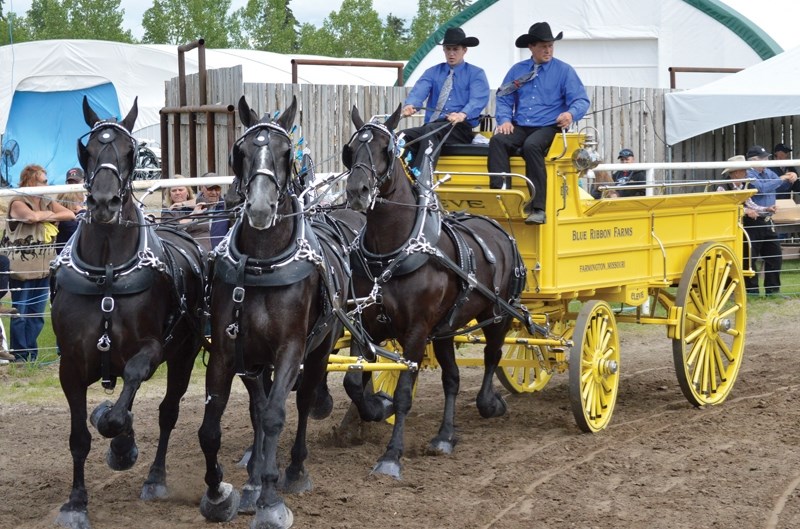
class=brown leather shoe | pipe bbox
[0,305,18,315]
[0,349,15,361]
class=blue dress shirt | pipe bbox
[746,167,792,208]
[404,61,490,128]
[496,57,590,127]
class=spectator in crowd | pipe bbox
[6,164,75,361]
[488,22,590,224]
[612,148,647,197]
[0,255,18,364]
[743,146,797,296]
[162,181,212,252]
[195,174,227,250]
[771,144,800,200]
[65,167,85,186]
[55,190,86,253]
[400,27,489,174]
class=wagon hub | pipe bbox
[598,358,618,376]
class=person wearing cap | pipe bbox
[611,148,646,197]
[743,145,798,295]
[771,143,800,200]
[65,167,85,185]
[196,172,228,250]
[488,22,590,224]
[400,27,489,173]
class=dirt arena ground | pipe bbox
[1,298,799,529]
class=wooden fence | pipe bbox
[163,66,800,186]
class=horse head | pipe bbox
[78,96,138,224]
[343,104,402,212]
[230,95,297,230]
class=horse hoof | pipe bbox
[106,444,138,471]
[55,508,91,529]
[200,482,240,523]
[477,392,508,419]
[237,446,253,468]
[140,481,168,500]
[239,484,261,514]
[371,459,402,480]
[309,391,333,420]
[280,468,313,494]
[252,501,294,529]
[426,438,456,455]
[89,400,113,429]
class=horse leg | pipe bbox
[427,338,460,455]
[238,374,270,514]
[198,349,240,523]
[476,323,509,419]
[251,347,302,529]
[309,373,333,420]
[55,364,92,529]
[237,369,273,469]
[141,344,198,500]
[281,348,329,494]
[371,366,417,480]
[342,338,394,422]
[92,344,163,471]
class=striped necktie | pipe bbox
[496,62,540,97]
[430,68,454,121]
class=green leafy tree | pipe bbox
[0,5,33,45]
[142,0,233,47]
[408,0,461,51]
[381,14,411,60]
[232,0,298,52]
[298,0,383,58]
[6,0,131,43]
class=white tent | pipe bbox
[664,45,800,145]
[406,0,784,90]
[0,40,401,185]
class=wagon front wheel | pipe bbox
[495,328,554,393]
[672,242,746,407]
[569,300,620,433]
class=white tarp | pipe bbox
[0,39,403,133]
[664,45,800,145]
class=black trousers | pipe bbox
[743,219,782,294]
[487,124,559,210]
[400,120,474,171]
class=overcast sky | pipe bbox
[5,0,421,39]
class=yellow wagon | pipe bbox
[330,131,754,433]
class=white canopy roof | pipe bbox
[0,39,402,134]
[664,45,800,145]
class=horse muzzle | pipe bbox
[86,192,122,224]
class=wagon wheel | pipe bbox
[569,300,620,433]
[495,328,554,393]
[672,242,746,407]
[371,341,422,425]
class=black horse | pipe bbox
[50,97,207,529]
[342,105,528,479]
[197,95,353,528]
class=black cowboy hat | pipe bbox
[438,27,479,47]
[515,22,563,48]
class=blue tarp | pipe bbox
[2,83,120,186]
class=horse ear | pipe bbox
[238,95,255,128]
[83,95,100,127]
[120,97,138,132]
[78,139,89,171]
[276,95,297,132]
[384,103,403,131]
[351,106,364,130]
[342,144,353,170]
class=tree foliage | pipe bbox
[142,0,233,47]
[231,0,299,52]
[6,0,132,43]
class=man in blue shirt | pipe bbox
[196,176,228,250]
[488,22,590,224]
[744,145,798,295]
[400,27,489,173]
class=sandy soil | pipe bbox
[1,299,799,529]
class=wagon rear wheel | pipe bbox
[672,242,746,407]
[495,328,554,393]
[569,300,620,433]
